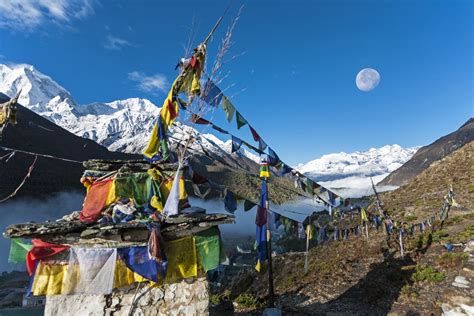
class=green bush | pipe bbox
[438,252,469,268]
[234,293,266,309]
[411,265,445,283]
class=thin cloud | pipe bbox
[128,71,168,94]
[103,35,133,50]
[0,0,96,32]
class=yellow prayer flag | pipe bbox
[32,262,68,296]
[361,208,368,222]
[306,225,314,240]
[164,236,197,282]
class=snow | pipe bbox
[296,144,419,197]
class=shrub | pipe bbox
[234,293,266,309]
[411,265,445,283]
[438,252,469,268]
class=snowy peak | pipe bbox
[0,62,260,162]
[0,63,74,112]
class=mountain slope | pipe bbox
[380,140,474,214]
[0,92,136,199]
[379,118,474,187]
[297,145,419,197]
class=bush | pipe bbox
[411,265,445,283]
[234,293,266,309]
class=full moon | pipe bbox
[356,68,380,92]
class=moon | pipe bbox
[356,68,380,92]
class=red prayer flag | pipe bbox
[26,239,69,275]
[79,178,114,223]
[249,126,261,142]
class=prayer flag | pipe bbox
[8,238,32,264]
[212,124,229,134]
[117,246,164,283]
[258,139,267,152]
[80,178,115,223]
[202,79,223,106]
[361,208,368,222]
[163,236,197,282]
[26,240,69,276]
[231,136,243,153]
[195,227,221,272]
[63,247,117,295]
[235,111,248,129]
[163,167,182,217]
[190,114,211,125]
[268,147,280,166]
[224,190,237,214]
[255,224,268,272]
[249,126,261,142]
[244,200,256,211]
[221,96,235,122]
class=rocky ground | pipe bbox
[210,209,474,315]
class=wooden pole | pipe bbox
[265,182,275,308]
[304,226,310,274]
[365,221,369,241]
[399,230,405,257]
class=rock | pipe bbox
[454,276,470,285]
[452,282,470,289]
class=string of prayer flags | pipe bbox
[80,178,115,223]
[236,111,248,129]
[231,136,243,153]
[222,96,235,122]
[8,238,32,264]
[212,124,229,134]
[202,79,223,107]
[258,139,267,152]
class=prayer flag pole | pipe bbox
[260,160,275,308]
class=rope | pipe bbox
[0,146,84,164]
[0,155,38,203]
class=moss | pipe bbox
[411,265,445,283]
[438,252,469,268]
[234,293,266,309]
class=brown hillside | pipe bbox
[380,141,474,218]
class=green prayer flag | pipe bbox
[221,96,235,122]
[8,238,32,264]
[195,227,221,272]
[235,111,248,129]
[115,173,151,207]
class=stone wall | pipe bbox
[44,277,209,316]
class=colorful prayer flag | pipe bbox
[195,227,221,272]
[231,136,243,153]
[8,238,32,264]
[202,79,223,106]
[235,111,248,129]
[222,96,235,122]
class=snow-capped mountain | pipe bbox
[0,63,258,161]
[296,145,419,197]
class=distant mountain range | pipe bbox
[296,144,419,197]
[0,63,428,198]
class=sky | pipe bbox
[0,0,472,165]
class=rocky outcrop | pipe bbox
[45,277,209,316]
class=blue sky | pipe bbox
[0,0,472,165]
